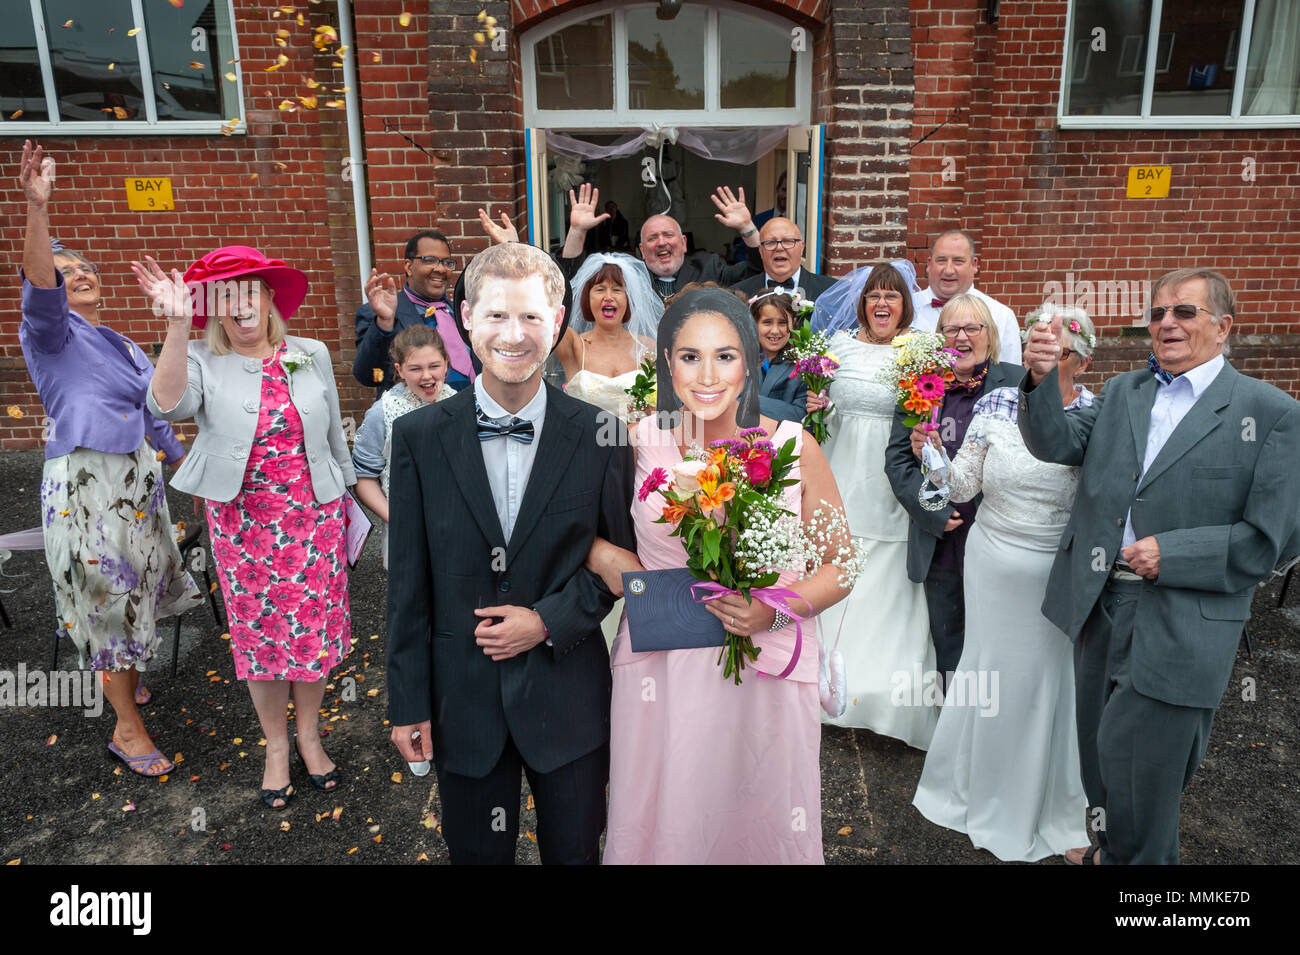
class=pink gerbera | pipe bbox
[638,467,669,502]
[915,373,946,400]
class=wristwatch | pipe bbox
[739,226,757,239]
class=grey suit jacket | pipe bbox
[1018,362,1300,709]
[884,361,1026,582]
[758,357,808,424]
[147,335,356,503]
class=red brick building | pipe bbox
[2,0,1296,447]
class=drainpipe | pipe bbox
[337,0,371,289]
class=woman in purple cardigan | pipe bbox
[17,141,201,778]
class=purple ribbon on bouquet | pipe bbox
[690,582,808,679]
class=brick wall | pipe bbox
[0,0,366,447]
[908,0,1300,398]
[820,0,913,276]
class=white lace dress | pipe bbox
[816,332,937,748]
[912,386,1091,861]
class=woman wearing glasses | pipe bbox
[912,305,1095,862]
[17,141,202,778]
[884,295,1025,697]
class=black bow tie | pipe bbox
[476,404,535,444]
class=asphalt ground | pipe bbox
[0,446,1295,867]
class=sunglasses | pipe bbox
[1146,304,1214,324]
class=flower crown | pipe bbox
[748,286,816,319]
[1022,306,1096,351]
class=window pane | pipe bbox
[1064,0,1151,116]
[625,6,706,110]
[43,0,148,121]
[720,15,796,108]
[1243,1,1300,115]
[144,0,234,120]
[534,15,613,110]
[0,4,49,121]
[1151,1,1244,115]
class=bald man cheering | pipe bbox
[732,217,836,301]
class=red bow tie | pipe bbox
[931,298,947,309]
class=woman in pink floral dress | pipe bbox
[140,246,355,810]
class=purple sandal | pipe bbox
[134,684,152,706]
[107,740,173,777]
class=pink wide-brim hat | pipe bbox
[183,245,309,329]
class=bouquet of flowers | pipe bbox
[623,356,657,424]
[784,324,840,443]
[876,331,958,428]
[638,427,865,683]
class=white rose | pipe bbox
[672,459,708,494]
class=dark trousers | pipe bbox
[1075,579,1216,865]
[436,735,609,865]
[923,560,965,680]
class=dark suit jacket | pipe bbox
[758,357,808,424]
[1019,362,1300,709]
[884,361,1025,583]
[732,269,837,301]
[560,246,761,290]
[385,384,636,777]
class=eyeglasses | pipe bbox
[58,263,98,278]
[941,323,986,339]
[1060,348,1077,360]
[759,238,803,251]
[1146,304,1214,324]
[409,255,458,269]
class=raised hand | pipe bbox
[19,140,54,206]
[131,255,192,324]
[710,185,754,233]
[364,268,399,330]
[478,206,519,245]
[568,183,610,234]
[1024,313,1064,385]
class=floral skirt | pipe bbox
[206,463,350,681]
[41,441,203,671]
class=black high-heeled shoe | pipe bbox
[295,740,342,792]
[260,782,294,810]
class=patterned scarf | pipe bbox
[403,285,474,382]
[1148,353,1175,385]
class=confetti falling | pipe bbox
[168,0,184,8]
[61,20,74,28]
[224,71,237,82]
[46,734,57,746]
[127,28,141,37]
[266,55,289,72]
[399,11,411,27]
[6,406,21,418]
[9,110,23,120]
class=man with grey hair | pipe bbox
[1019,267,1300,864]
[913,230,1020,363]
[386,241,635,864]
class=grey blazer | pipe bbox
[147,335,356,503]
[1018,362,1300,709]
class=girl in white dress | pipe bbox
[912,306,1096,861]
[808,264,938,748]
[554,253,661,419]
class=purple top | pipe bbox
[932,362,989,575]
[19,270,183,463]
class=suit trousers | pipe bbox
[436,735,609,865]
[1075,578,1217,864]
[924,560,965,680]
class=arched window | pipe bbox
[522,1,812,129]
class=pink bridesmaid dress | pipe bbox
[604,417,824,864]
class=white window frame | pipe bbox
[522,0,811,129]
[1059,0,1300,129]
[4,0,245,136]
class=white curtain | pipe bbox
[1245,0,1300,115]
[546,125,792,165]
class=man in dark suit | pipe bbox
[884,296,1024,682]
[552,183,763,297]
[1019,269,1300,864]
[352,230,479,397]
[386,242,635,865]
[731,218,836,304]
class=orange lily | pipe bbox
[697,482,735,512]
[662,501,691,524]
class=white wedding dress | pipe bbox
[816,332,938,749]
[912,386,1090,861]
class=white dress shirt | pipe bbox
[1122,353,1226,549]
[474,377,547,543]
[911,286,1022,364]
